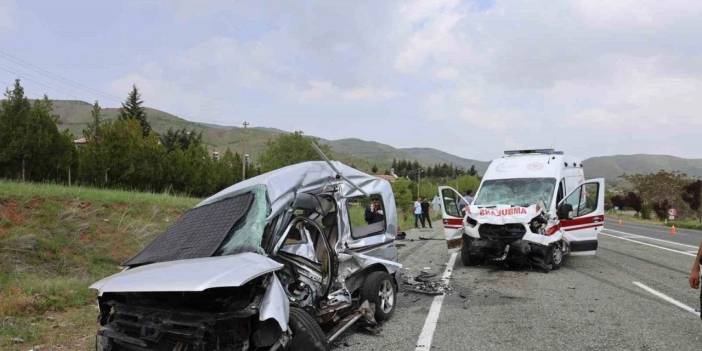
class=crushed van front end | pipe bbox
[461,205,564,269]
[96,288,269,351]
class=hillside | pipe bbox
[51,100,486,172]
[584,154,702,182]
[50,100,702,182]
[0,181,198,349]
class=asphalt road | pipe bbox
[334,219,702,351]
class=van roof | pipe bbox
[482,153,583,180]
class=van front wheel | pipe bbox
[461,237,484,266]
[286,307,329,351]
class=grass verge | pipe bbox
[0,180,198,349]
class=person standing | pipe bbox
[364,197,385,224]
[463,190,474,205]
[413,197,423,228]
[421,197,432,228]
[689,240,702,320]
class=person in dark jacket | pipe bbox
[365,197,385,224]
[420,197,432,228]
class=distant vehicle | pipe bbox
[438,149,605,271]
[91,161,401,350]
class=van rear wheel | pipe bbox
[460,237,483,266]
[361,271,396,322]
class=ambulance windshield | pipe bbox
[473,178,556,208]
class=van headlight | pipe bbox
[529,214,547,234]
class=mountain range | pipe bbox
[51,100,702,183]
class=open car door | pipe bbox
[438,186,467,249]
[557,178,605,255]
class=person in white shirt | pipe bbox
[413,197,423,228]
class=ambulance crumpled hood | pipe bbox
[468,204,542,225]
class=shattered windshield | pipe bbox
[124,186,269,266]
[473,178,556,208]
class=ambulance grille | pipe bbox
[478,224,526,242]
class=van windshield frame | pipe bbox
[473,178,557,208]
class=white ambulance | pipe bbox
[438,149,605,271]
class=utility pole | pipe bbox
[242,121,249,180]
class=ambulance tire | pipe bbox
[545,243,564,271]
[461,238,483,266]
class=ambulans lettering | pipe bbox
[478,207,528,217]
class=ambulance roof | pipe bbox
[482,153,583,180]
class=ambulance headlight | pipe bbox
[529,215,547,234]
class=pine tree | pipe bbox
[84,101,103,141]
[119,85,151,137]
[0,80,32,180]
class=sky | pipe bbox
[1,0,701,161]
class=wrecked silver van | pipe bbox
[90,161,401,350]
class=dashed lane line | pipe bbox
[603,228,698,249]
[633,281,700,317]
[414,251,458,351]
[600,232,696,257]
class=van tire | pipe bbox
[361,271,396,322]
[461,237,483,266]
[544,243,564,271]
[287,307,329,351]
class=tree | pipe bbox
[258,132,333,172]
[468,165,477,176]
[682,180,702,222]
[0,79,32,180]
[371,164,378,174]
[84,101,103,140]
[623,171,691,220]
[119,85,151,137]
[160,128,203,152]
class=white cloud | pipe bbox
[105,0,702,158]
[296,80,400,101]
[0,0,16,32]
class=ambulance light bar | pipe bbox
[504,149,564,155]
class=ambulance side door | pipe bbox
[438,186,467,249]
[557,178,605,255]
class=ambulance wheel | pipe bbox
[460,238,483,266]
[545,243,564,270]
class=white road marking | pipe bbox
[415,251,458,351]
[633,281,700,317]
[604,228,698,249]
[600,232,696,257]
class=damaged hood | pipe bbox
[90,253,283,296]
[468,204,542,225]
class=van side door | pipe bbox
[438,186,468,249]
[557,178,605,255]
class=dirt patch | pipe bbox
[0,200,24,226]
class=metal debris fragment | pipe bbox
[401,270,452,296]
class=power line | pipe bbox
[0,50,123,104]
[0,64,85,101]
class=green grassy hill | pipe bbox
[51,100,486,173]
[51,100,702,182]
[0,181,198,350]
